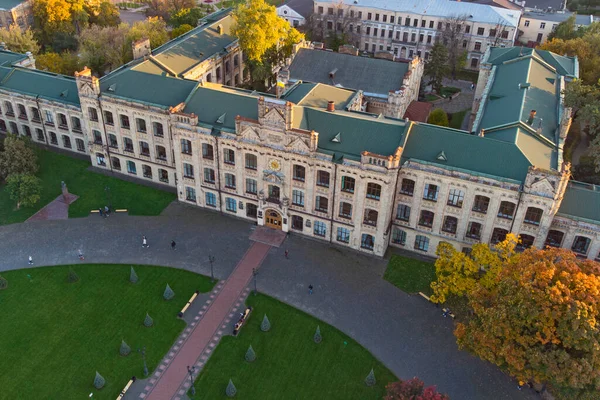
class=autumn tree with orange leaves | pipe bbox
[455,247,600,391]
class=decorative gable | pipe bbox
[239,126,261,141]
[529,177,555,197]
[286,137,311,153]
[264,107,285,124]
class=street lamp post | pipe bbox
[104,186,112,210]
[137,346,148,377]
[187,365,196,396]
[252,268,258,296]
[208,255,215,282]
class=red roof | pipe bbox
[403,101,433,123]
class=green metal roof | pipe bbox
[0,67,80,105]
[152,9,236,77]
[0,0,26,11]
[0,50,28,67]
[557,181,600,223]
[402,123,532,182]
[486,47,578,78]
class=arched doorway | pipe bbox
[265,209,282,230]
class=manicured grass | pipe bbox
[440,86,461,97]
[383,254,436,296]
[449,109,469,130]
[424,94,439,102]
[193,294,396,399]
[0,149,176,225]
[454,69,479,83]
[0,264,214,400]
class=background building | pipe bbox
[517,11,599,46]
[277,0,311,27]
[0,0,33,30]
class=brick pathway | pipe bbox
[26,193,78,222]
[142,241,271,400]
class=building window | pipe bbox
[471,58,479,68]
[497,201,516,219]
[204,168,215,183]
[104,111,114,125]
[314,221,326,237]
[366,182,381,200]
[153,122,164,137]
[341,176,355,193]
[159,169,169,183]
[318,6,323,14]
[124,161,136,175]
[62,135,71,148]
[139,141,150,156]
[247,203,258,218]
[22,125,31,137]
[501,30,509,39]
[3,101,13,116]
[540,22,546,29]
[524,207,543,225]
[181,139,192,154]
[423,184,439,201]
[45,111,54,125]
[472,195,489,213]
[30,107,40,121]
[414,235,430,252]
[94,152,105,166]
[120,114,130,129]
[363,209,378,226]
[462,40,468,48]
[474,42,481,51]
[226,197,237,212]
[185,187,196,202]
[392,228,407,245]
[400,179,415,196]
[183,163,194,179]
[206,192,217,207]
[71,116,82,132]
[224,173,236,189]
[477,27,484,35]
[339,201,352,218]
[10,122,19,135]
[111,157,121,171]
[88,107,98,122]
[441,216,458,234]
[337,227,350,243]
[396,204,410,221]
[315,196,328,212]
[57,113,67,128]
[327,21,333,30]
[317,170,330,187]
[224,148,235,164]
[76,138,85,152]
[517,234,535,250]
[156,145,166,160]
[245,153,257,170]
[524,20,530,27]
[361,234,374,250]
[572,236,591,255]
[292,215,303,230]
[136,118,146,133]
[246,178,257,194]
[429,20,434,28]
[293,164,305,181]
[199,143,212,159]
[93,130,102,144]
[124,137,133,152]
[491,228,508,244]
[466,222,482,239]
[418,210,434,227]
[142,164,152,179]
[292,189,304,206]
[447,189,464,207]
[544,230,564,248]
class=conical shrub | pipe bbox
[163,283,175,300]
[245,345,256,362]
[67,268,79,283]
[260,314,271,332]
[129,267,138,284]
[226,379,237,397]
[0,274,7,289]
[120,340,131,356]
[365,368,376,387]
[144,313,153,327]
[94,371,106,389]
[313,325,322,344]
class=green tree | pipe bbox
[424,42,449,93]
[365,368,376,387]
[93,371,106,389]
[245,344,256,362]
[313,325,322,343]
[169,6,211,28]
[32,0,88,45]
[0,25,40,54]
[129,266,138,283]
[78,23,130,75]
[163,283,175,300]
[128,17,169,49]
[35,51,81,75]
[88,1,121,27]
[260,314,271,332]
[171,23,193,38]
[455,247,600,392]
[427,109,450,127]
[67,267,80,283]
[539,35,600,85]
[6,174,42,209]
[0,274,7,290]
[120,339,131,356]
[144,312,153,327]
[226,378,237,397]
[0,134,38,181]
[548,15,586,41]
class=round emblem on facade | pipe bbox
[269,159,281,171]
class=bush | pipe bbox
[163,283,175,300]
[226,379,237,397]
[120,340,131,356]
[129,266,138,284]
[365,368,376,387]
[67,268,79,283]
[427,108,450,127]
[314,325,322,344]
[0,275,7,289]
[144,313,153,327]
[94,371,106,389]
[245,345,256,362]
[260,314,271,332]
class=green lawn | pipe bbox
[440,86,461,97]
[424,94,439,102]
[454,69,479,83]
[0,264,214,400]
[383,254,436,296]
[449,109,469,130]
[192,294,396,399]
[0,149,176,225]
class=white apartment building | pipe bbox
[518,11,598,45]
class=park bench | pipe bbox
[178,290,200,318]
[116,376,136,400]
[233,306,252,336]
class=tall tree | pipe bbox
[385,377,450,400]
[548,15,585,41]
[78,24,131,75]
[0,134,38,181]
[539,35,600,85]
[426,109,450,127]
[0,25,40,54]
[171,24,193,38]
[127,17,169,49]
[32,0,88,44]
[6,174,41,209]
[36,51,81,75]
[169,7,211,28]
[305,2,360,49]
[455,247,600,392]
[88,1,121,27]
[440,15,468,79]
[424,42,449,93]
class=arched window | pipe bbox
[572,236,591,255]
[361,234,374,250]
[497,201,516,219]
[544,230,564,248]
[245,153,257,170]
[363,209,378,226]
[524,207,543,225]
[341,176,355,193]
[366,182,381,200]
[490,228,508,244]
[518,234,535,250]
[441,216,458,234]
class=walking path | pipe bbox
[144,242,270,400]
[26,193,78,222]
[0,203,536,400]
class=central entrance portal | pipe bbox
[265,209,282,230]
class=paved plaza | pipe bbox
[0,202,536,399]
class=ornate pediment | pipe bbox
[79,82,96,98]
[239,126,261,141]
[286,137,311,153]
[529,178,555,197]
[263,107,285,126]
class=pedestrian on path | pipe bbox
[28,255,33,265]
[78,249,85,260]
[171,240,176,250]
[104,205,110,217]
[142,235,149,248]
[284,249,289,259]
[308,284,313,294]
[470,83,475,91]
[98,208,103,217]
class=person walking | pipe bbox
[98,207,103,217]
[171,240,176,250]
[308,284,313,294]
[142,235,149,248]
[470,83,475,91]
[78,249,85,260]
[284,249,289,259]
[104,205,110,217]
[28,255,33,265]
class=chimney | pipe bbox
[217,24,223,35]
[478,128,485,137]
[132,38,151,60]
[327,101,335,112]
[527,109,536,125]
[329,68,338,79]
